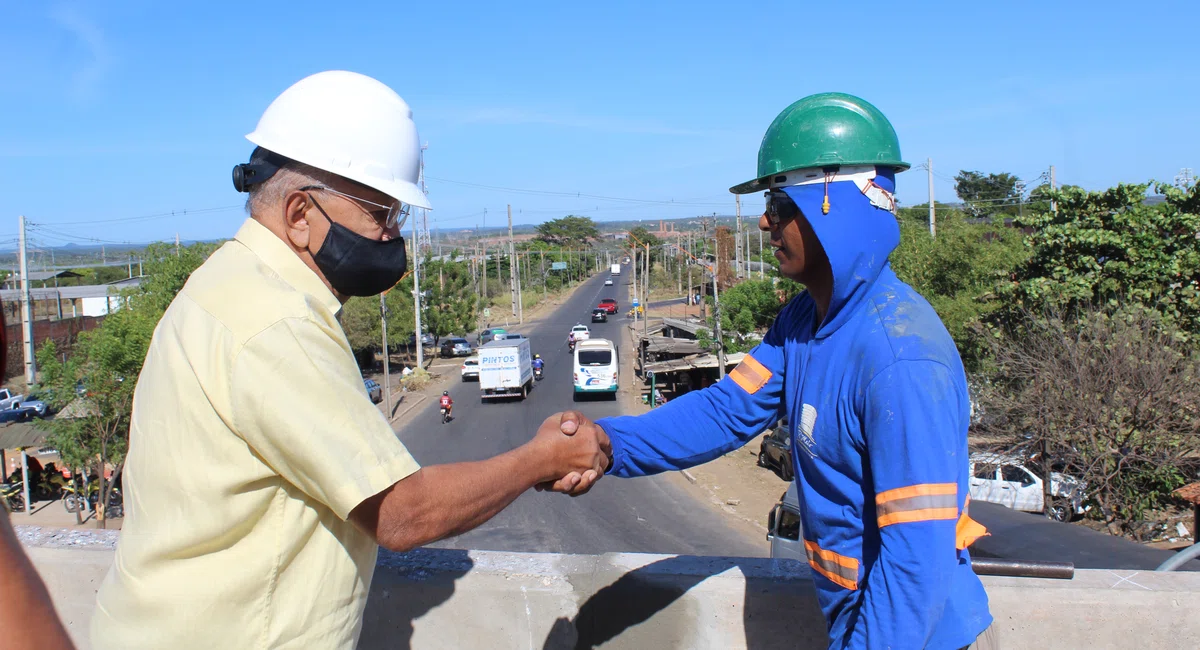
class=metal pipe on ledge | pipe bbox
[971,558,1075,580]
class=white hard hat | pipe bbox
[245,70,432,209]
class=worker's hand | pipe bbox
[534,411,612,497]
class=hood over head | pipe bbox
[778,166,899,337]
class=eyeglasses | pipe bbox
[764,190,800,227]
[299,185,410,230]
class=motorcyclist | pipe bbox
[532,354,544,376]
[438,391,453,419]
[567,332,576,351]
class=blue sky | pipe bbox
[1,0,1197,248]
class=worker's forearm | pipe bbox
[0,512,75,649]
[373,445,545,552]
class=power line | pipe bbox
[34,204,243,227]
[425,175,730,207]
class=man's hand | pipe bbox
[534,411,612,496]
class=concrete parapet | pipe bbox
[23,542,1200,649]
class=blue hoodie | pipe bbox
[596,169,992,649]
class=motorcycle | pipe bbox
[568,340,576,353]
[1,481,25,513]
[440,407,451,424]
[534,366,544,381]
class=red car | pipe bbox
[598,299,618,314]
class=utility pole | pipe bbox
[758,228,764,279]
[18,216,35,386]
[412,217,424,369]
[713,235,725,379]
[643,242,649,345]
[926,157,936,237]
[735,195,743,279]
[380,293,391,418]
[540,250,546,301]
[516,253,524,324]
[630,245,639,321]
[1049,165,1057,215]
[1176,167,1196,189]
[507,205,517,319]
[481,245,488,308]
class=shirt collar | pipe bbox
[234,218,342,315]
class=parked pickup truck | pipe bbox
[0,388,47,417]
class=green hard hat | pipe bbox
[730,92,909,195]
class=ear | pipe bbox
[282,190,312,250]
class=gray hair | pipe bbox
[245,160,340,217]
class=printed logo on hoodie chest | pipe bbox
[796,403,819,458]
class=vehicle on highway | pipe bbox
[0,387,47,417]
[477,328,506,345]
[591,308,608,323]
[570,324,591,341]
[407,332,435,347]
[767,483,803,561]
[440,337,473,357]
[478,338,534,400]
[604,279,614,286]
[597,299,618,314]
[363,379,382,404]
[0,406,38,424]
[969,452,1087,522]
[757,421,793,481]
[611,263,621,276]
[460,356,480,381]
[573,338,618,400]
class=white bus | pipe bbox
[573,338,618,401]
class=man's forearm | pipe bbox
[0,512,75,649]
[371,446,544,551]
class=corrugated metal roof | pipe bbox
[0,422,49,450]
[0,278,140,301]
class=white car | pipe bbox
[460,356,480,381]
[968,452,1087,522]
[604,279,613,286]
[569,324,591,342]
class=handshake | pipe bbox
[525,411,613,496]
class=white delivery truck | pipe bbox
[610,263,621,276]
[478,338,534,400]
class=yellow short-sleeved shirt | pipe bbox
[91,219,420,650]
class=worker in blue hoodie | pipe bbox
[547,94,997,649]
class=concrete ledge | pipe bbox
[24,542,1200,649]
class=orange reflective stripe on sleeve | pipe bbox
[729,355,771,395]
[804,541,859,590]
[876,483,958,528]
[956,497,989,550]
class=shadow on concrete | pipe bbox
[542,556,827,650]
[358,548,474,649]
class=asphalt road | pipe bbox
[396,265,765,557]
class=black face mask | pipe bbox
[306,195,408,297]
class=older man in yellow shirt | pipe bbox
[90,71,609,650]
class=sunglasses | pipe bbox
[764,190,801,227]
[299,185,410,230]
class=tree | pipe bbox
[534,215,599,248]
[340,281,415,366]
[976,304,1200,539]
[34,241,218,528]
[701,279,801,354]
[419,254,478,343]
[991,182,1200,337]
[954,170,1022,217]
[890,208,1028,370]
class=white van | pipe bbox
[573,338,618,400]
